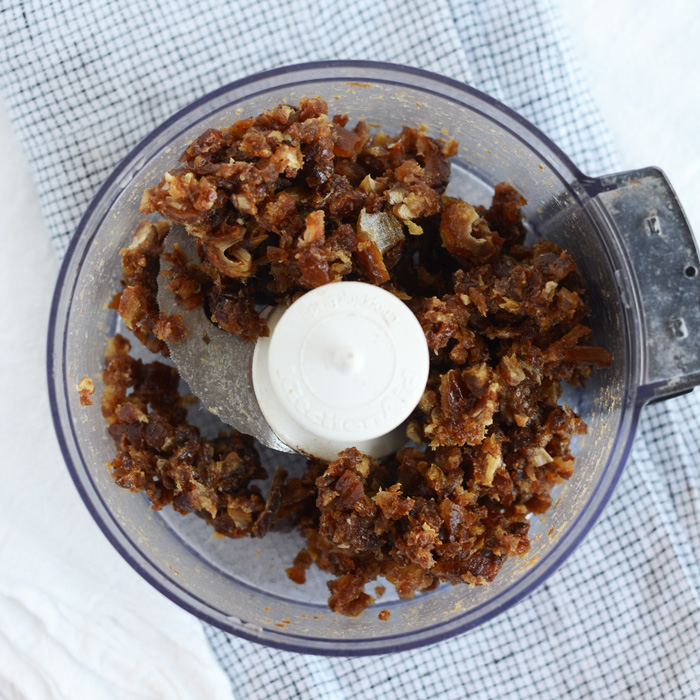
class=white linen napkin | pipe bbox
[0,104,234,699]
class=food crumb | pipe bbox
[378,609,390,621]
[374,586,386,598]
[286,548,312,585]
[77,376,95,406]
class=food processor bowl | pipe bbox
[48,61,700,655]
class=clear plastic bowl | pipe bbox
[48,61,700,655]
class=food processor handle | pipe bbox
[588,167,700,402]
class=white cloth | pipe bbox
[0,105,234,700]
[1,1,699,699]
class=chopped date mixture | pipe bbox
[96,97,610,617]
[111,219,187,357]
[101,334,269,537]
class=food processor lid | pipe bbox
[252,281,430,460]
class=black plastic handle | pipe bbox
[591,167,700,401]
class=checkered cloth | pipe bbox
[2,1,699,698]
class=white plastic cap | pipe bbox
[252,281,429,461]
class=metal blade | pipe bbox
[157,225,292,452]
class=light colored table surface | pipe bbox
[559,0,700,234]
[1,2,698,697]
[0,83,234,700]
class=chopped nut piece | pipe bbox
[78,376,95,406]
[527,447,553,468]
[498,354,526,386]
[357,208,404,253]
[359,174,382,194]
[300,210,326,245]
[406,419,424,444]
[406,220,424,236]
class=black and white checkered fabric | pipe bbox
[2,1,699,698]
